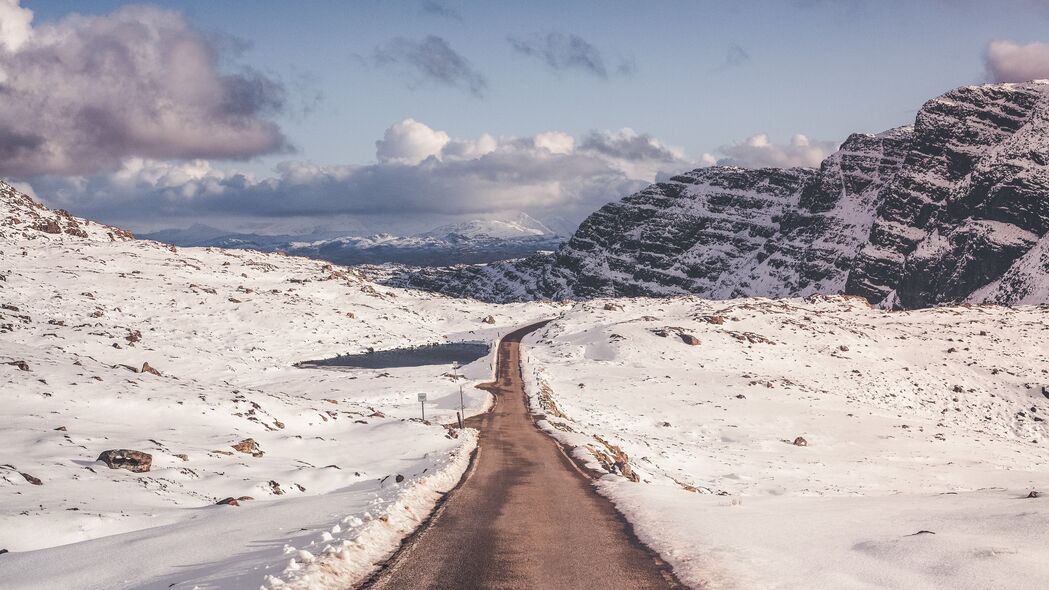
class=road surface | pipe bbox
[360,321,682,589]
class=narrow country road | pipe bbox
[360,321,682,590]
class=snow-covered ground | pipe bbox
[0,184,554,589]
[521,296,1049,590]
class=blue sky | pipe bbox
[5,0,1049,233]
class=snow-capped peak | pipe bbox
[418,212,556,240]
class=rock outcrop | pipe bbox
[97,449,153,473]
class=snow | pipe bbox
[420,212,556,240]
[521,296,1049,589]
[5,177,1049,590]
[0,185,555,589]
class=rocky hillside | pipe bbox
[389,81,1049,308]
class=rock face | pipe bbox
[389,81,1049,308]
[97,449,152,473]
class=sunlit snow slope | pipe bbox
[0,181,553,590]
[522,296,1049,590]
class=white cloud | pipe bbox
[0,1,287,176]
[717,133,838,168]
[0,0,31,53]
[533,131,575,155]
[375,118,451,164]
[985,40,1049,83]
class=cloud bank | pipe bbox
[28,120,697,232]
[0,1,288,177]
[985,40,1049,83]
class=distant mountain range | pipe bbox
[387,81,1049,308]
[141,213,564,266]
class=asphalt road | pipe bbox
[360,321,682,590]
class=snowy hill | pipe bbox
[390,81,1049,308]
[0,181,553,589]
[521,296,1049,589]
[142,213,564,267]
[420,213,555,240]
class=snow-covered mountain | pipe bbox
[419,213,555,240]
[141,213,563,267]
[389,81,1049,308]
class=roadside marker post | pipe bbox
[418,392,427,421]
[453,361,465,428]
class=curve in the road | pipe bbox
[359,321,683,590]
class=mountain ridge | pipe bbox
[386,81,1049,308]
[140,213,563,267]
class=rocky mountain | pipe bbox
[142,214,562,267]
[388,81,1049,308]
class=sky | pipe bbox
[2,0,1049,235]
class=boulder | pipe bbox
[140,362,161,376]
[679,334,701,345]
[216,497,239,507]
[97,449,153,473]
[792,436,808,447]
[481,315,496,324]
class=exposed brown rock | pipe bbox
[231,438,264,457]
[792,436,808,447]
[6,360,29,371]
[482,315,496,324]
[216,497,240,506]
[20,472,42,485]
[140,362,161,376]
[34,219,61,234]
[679,333,700,345]
[97,449,153,473]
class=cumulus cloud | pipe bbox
[508,32,633,78]
[0,1,288,177]
[27,120,700,231]
[375,118,451,164]
[716,134,838,168]
[373,35,487,97]
[985,40,1049,83]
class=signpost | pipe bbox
[453,361,465,427]
[417,392,427,421]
